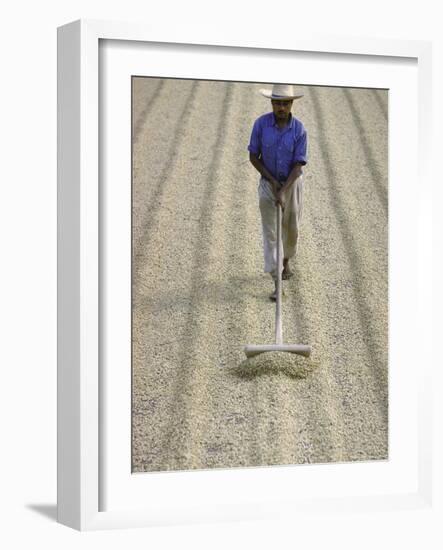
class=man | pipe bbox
[248,83,308,301]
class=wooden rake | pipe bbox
[244,203,312,358]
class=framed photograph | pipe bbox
[57,19,433,530]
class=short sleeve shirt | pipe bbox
[248,112,308,181]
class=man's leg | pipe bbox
[258,178,277,277]
[258,178,281,299]
[282,257,292,279]
[282,175,304,279]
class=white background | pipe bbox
[0,1,441,548]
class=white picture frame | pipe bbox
[57,19,434,531]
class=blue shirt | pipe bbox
[248,112,308,181]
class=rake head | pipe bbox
[244,344,312,358]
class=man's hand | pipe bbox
[249,153,288,209]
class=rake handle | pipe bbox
[275,202,283,345]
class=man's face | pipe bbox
[271,99,293,122]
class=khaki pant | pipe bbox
[258,175,304,279]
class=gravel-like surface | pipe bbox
[131,78,388,472]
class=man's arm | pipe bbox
[277,126,308,200]
[280,163,304,193]
[249,152,281,201]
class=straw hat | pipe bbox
[260,84,303,100]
